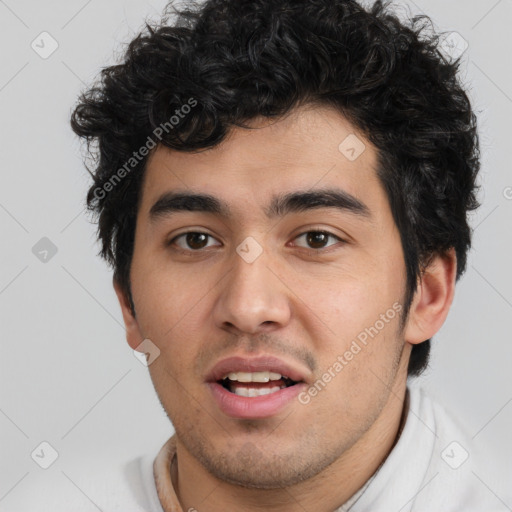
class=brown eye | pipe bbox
[293,230,343,250]
[171,232,220,251]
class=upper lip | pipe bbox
[206,355,311,384]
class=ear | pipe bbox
[404,248,457,345]
[113,277,144,351]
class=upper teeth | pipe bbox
[223,371,285,382]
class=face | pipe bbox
[122,105,412,488]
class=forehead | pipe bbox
[139,105,384,222]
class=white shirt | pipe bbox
[16,384,511,511]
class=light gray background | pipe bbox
[1,0,511,508]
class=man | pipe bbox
[67,0,509,510]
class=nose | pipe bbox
[212,245,292,335]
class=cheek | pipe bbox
[131,257,203,339]
[309,310,403,422]
[307,270,404,371]
[307,270,389,331]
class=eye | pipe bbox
[170,232,221,251]
[292,230,344,251]
[168,229,345,253]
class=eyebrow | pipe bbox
[149,188,371,223]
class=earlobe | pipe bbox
[404,248,457,345]
[113,277,144,350]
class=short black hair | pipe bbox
[70,0,480,377]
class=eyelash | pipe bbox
[167,229,346,254]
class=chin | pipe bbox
[191,436,335,489]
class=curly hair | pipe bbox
[70,0,480,377]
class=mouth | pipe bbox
[205,356,309,419]
[218,371,299,397]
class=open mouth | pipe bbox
[218,371,299,397]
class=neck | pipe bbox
[169,381,409,512]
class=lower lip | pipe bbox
[207,382,307,419]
